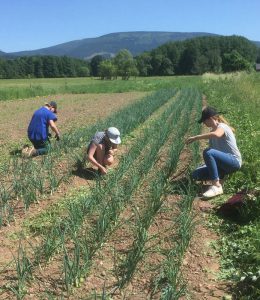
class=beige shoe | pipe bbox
[28,147,37,157]
[21,146,30,157]
[202,185,223,199]
[22,147,37,158]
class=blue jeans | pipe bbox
[30,139,50,156]
[192,148,241,181]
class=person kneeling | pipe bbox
[85,127,121,175]
[186,107,242,199]
[23,101,61,157]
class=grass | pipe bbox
[0,76,202,101]
[202,71,260,298]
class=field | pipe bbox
[0,77,202,101]
[0,91,146,163]
[0,73,259,299]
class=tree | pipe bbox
[42,56,60,78]
[34,57,44,78]
[222,50,252,72]
[77,66,90,77]
[220,36,257,63]
[165,43,182,74]
[0,59,7,78]
[178,40,200,74]
[114,49,138,79]
[136,52,152,76]
[99,60,116,79]
[61,56,76,77]
[90,55,103,76]
[150,53,162,75]
[206,49,222,73]
[256,48,260,63]
[193,55,209,75]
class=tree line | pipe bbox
[0,56,90,79]
[136,35,258,76]
[0,35,259,79]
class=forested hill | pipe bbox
[254,41,260,47]
[5,32,220,59]
[0,50,11,59]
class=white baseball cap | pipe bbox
[107,127,121,145]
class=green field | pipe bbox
[0,73,259,299]
[0,76,202,101]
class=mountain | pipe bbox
[253,40,260,47]
[0,50,16,59]
[0,50,8,58]
[4,32,260,60]
[8,31,220,60]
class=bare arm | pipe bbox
[186,127,225,144]
[49,120,60,137]
[87,143,107,174]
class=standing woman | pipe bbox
[85,127,121,175]
[186,107,242,199]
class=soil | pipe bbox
[0,94,232,299]
[0,92,146,156]
[181,199,231,300]
[0,91,145,299]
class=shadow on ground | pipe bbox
[9,148,24,156]
[72,166,100,180]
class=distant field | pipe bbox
[0,76,202,101]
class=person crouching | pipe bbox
[86,127,121,175]
[186,107,242,199]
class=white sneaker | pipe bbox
[202,185,223,199]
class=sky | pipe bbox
[1,0,260,53]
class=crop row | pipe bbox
[33,89,185,265]
[3,88,202,299]
[114,89,202,298]
[18,93,181,277]
[0,89,177,226]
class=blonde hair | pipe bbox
[213,115,235,132]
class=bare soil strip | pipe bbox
[180,202,231,300]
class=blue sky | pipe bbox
[1,0,259,52]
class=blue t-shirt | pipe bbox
[28,107,57,141]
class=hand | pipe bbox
[55,134,61,141]
[100,166,107,175]
[108,149,114,155]
[185,136,196,144]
